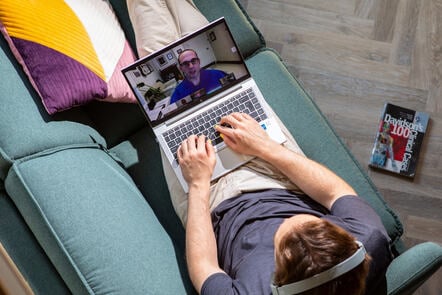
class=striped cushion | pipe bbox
[0,0,137,114]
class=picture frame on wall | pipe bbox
[175,45,184,57]
[209,31,216,41]
[157,55,166,66]
[138,63,152,76]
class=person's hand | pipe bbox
[215,112,278,157]
[177,134,216,188]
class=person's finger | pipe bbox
[197,135,206,151]
[231,112,248,121]
[239,112,253,120]
[206,138,215,158]
[186,134,198,150]
[215,124,235,139]
[219,113,240,127]
[177,145,183,162]
[220,132,235,147]
[178,136,190,162]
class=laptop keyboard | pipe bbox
[163,87,268,160]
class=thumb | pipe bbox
[220,133,236,149]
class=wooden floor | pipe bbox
[239,0,441,294]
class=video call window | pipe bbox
[124,21,250,126]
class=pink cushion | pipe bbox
[0,0,137,114]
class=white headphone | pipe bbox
[271,241,367,295]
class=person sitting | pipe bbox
[128,2,392,294]
[162,112,393,294]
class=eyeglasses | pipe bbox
[180,58,199,67]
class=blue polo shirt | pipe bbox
[202,189,393,295]
[170,68,226,103]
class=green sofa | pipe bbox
[0,1,440,294]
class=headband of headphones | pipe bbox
[271,241,366,295]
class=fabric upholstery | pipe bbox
[0,34,106,182]
[0,0,440,294]
[110,127,187,248]
[0,0,137,114]
[5,146,193,295]
[0,188,70,294]
[386,242,442,295]
[191,0,265,58]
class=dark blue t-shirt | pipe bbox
[202,189,392,295]
[170,68,226,103]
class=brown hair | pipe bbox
[274,219,371,295]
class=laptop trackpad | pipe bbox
[212,147,253,180]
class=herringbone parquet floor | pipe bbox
[239,0,441,294]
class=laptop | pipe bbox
[122,17,286,192]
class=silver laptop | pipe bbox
[122,17,286,192]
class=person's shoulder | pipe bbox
[206,68,226,76]
[201,273,235,295]
[330,196,383,224]
[331,195,369,210]
[330,196,390,239]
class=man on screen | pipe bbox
[170,49,226,104]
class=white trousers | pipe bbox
[127,0,209,57]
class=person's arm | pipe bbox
[216,113,356,210]
[177,135,225,293]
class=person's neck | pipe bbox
[189,75,200,86]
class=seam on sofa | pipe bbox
[10,141,125,178]
[247,47,404,244]
[0,146,13,181]
[11,143,104,165]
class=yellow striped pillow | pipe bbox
[0,0,137,114]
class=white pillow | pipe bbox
[127,0,208,58]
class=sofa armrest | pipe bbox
[386,242,442,295]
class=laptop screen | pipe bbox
[122,18,251,127]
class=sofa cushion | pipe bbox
[0,0,137,115]
[245,49,403,243]
[110,127,186,246]
[4,145,193,295]
[0,187,70,294]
